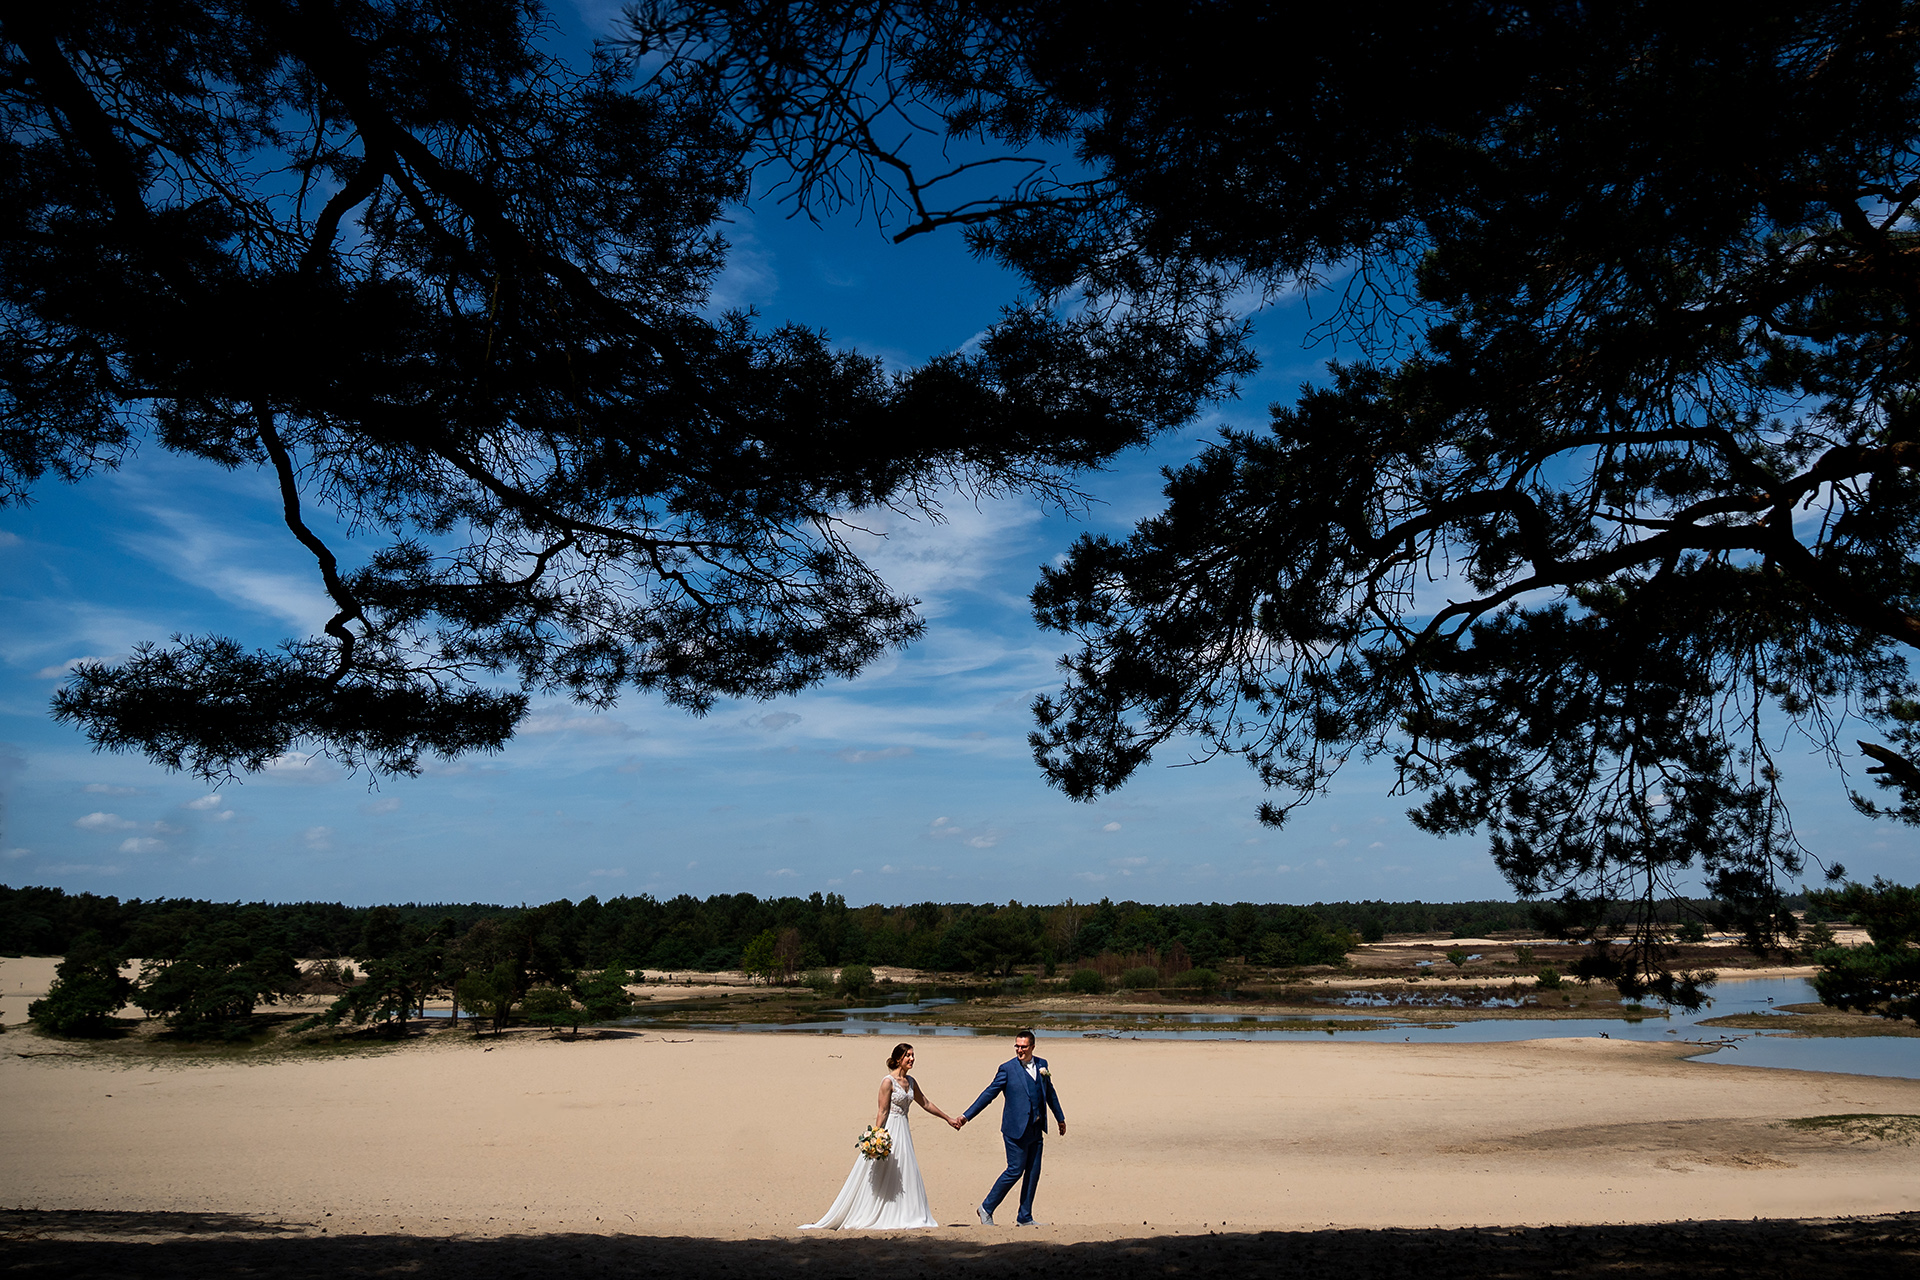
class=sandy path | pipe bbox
[3,1024,1915,1238]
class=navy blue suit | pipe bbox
[962,1056,1065,1222]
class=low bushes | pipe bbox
[1068,969,1105,994]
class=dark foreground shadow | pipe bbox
[2,1209,1916,1279]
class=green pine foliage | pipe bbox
[578,963,637,1023]
[1808,879,1920,1024]
[135,919,298,1039]
[26,931,133,1036]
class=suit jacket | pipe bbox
[963,1056,1065,1139]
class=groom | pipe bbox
[953,1029,1066,1226]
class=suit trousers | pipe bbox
[984,1118,1045,1222]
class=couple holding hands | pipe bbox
[800,1030,1066,1231]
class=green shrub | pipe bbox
[837,963,875,996]
[1536,966,1563,990]
[1068,969,1105,994]
[1120,966,1161,990]
[521,986,583,1035]
[1513,946,1535,966]
[801,968,836,994]
[1445,948,1468,968]
[1185,967,1221,995]
[1676,920,1709,943]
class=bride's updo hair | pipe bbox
[887,1042,913,1069]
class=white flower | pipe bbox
[1038,1066,1052,1078]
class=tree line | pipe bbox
[4,883,1525,974]
[11,880,1912,1037]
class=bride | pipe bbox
[801,1042,960,1230]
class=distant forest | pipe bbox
[0,883,1759,973]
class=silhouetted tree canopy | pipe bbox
[2,0,1236,780]
[635,0,1920,993]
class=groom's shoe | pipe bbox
[976,1205,995,1227]
[1017,1219,1045,1227]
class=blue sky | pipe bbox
[2,3,1914,909]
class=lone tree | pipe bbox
[27,931,134,1036]
[3,0,1228,780]
[635,0,1920,998]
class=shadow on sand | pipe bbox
[2,1209,1918,1278]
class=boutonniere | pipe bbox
[1038,1066,1052,1079]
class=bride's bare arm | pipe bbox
[910,1075,956,1125]
[875,1076,894,1131]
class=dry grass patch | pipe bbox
[1782,1114,1920,1145]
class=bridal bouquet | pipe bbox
[856,1125,893,1160]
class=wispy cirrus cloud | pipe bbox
[121,506,333,630]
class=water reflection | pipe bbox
[620,977,1916,1080]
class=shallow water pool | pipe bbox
[627,977,1917,1080]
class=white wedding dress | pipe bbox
[800,1075,938,1229]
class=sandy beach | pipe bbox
[6,973,1920,1277]
[3,1018,1916,1235]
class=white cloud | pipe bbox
[38,862,122,875]
[184,794,225,810]
[705,209,778,312]
[769,867,799,877]
[0,529,20,547]
[837,746,912,763]
[842,494,1046,618]
[520,708,639,738]
[118,836,164,854]
[1102,821,1122,832]
[263,753,341,784]
[36,655,117,679]
[588,867,627,878]
[304,826,334,851]
[74,812,136,831]
[126,506,333,629]
[362,797,402,815]
[3,847,29,860]
[1110,856,1149,868]
[751,712,802,732]
[966,834,1001,848]
[85,783,141,796]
